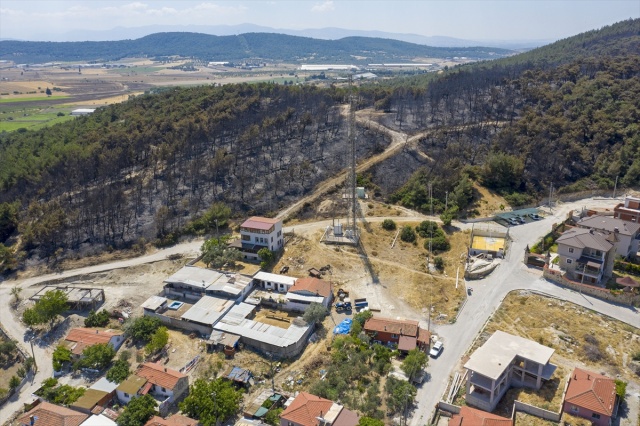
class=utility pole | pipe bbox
[613,175,619,199]
[445,191,448,211]
[548,183,554,212]
[428,183,433,334]
[30,340,37,373]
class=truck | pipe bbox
[354,298,368,310]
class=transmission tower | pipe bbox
[346,74,359,243]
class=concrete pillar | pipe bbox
[489,379,495,405]
[536,363,543,388]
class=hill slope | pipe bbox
[0,32,513,64]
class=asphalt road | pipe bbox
[408,201,640,426]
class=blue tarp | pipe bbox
[333,318,353,334]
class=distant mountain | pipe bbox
[25,24,547,50]
[0,32,514,64]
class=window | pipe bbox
[162,387,166,392]
[567,259,572,264]
[124,393,129,398]
[568,248,574,253]
[591,413,600,420]
[595,250,602,256]
[391,334,399,339]
[570,406,579,413]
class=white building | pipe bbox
[577,215,640,259]
[234,216,284,261]
[71,108,96,116]
[253,271,296,293]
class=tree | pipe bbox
[480,153,524,191]
[381,219,396,231]
[303,302,328,325]
[52,345,72,371]
[180,378,243,426]
[264,408,283,426]
[22,289,68,327]
[125,316,161,343]
[45,88,52,96]
[84,309,110,327]
[106,359,131,383]
[0,243,17,274]
[145,326,169,355]
[201,236,242,269]
[9,375,21,390]
[401,349,428,382]
[258,247,275,269]
[76,343,115,370]
[353,310,373,327]
[385,376,417,413]
[434,256,445,271]
[358,417,385,426]
[400,225,416,243]
[117,394,157,426]
[615,379,627,401]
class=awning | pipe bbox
[140,381,153,395]
[586,261,601,268]
[398,335,417,352]
[616,276,640,287]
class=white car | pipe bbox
[429,341,443,358]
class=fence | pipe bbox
[512,400,562,422]
[543,266,640,306]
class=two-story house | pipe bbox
[577,216,640,259]
[363,316,430,353]
[235,217,284,261]
[464,331,556,412]
[614,195,640,223]
[285,277,333,312]
[279,392,359,426]
[563,368,618,426]
[116,363,189,416]
[556,228,615,285]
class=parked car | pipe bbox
[517,216,526,224]
[529,213,542,220]
[507,218,519,226]
[430,341,444,358]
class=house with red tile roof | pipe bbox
[115,362,189,417]
[63,328,124,357]
[15,401,89,426]
[144,414,199,426]
[279,392,359,426]
[449,406,513,426]
[363,316,430,353]
[285,277,333,311]
[562,368,618,426]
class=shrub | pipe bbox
[434,257,445,271]
[9,375,21,389]
[416,221,439,238]
[583,344,604,362]
[400,225,416,243]
[381,219,396,231]
[125,316,161,343]
[84,309,110,327]
[424,235,450,252]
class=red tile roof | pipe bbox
[241,216,280,230]
[136,362,186,390]
[145,414,199,426]
[397,335,417,351]
[364,316,419,337]
[565,367,617,417]
[280,392,334,426]
[449,406,512,426]
[16,401,89,426]
[64,328,122,354]
[290,278,332,298]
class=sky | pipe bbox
[1,0,638,42]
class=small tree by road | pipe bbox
[22,289,68,327]
[201,236,242,269]
[401,348,427,382]
[76,343,116,370]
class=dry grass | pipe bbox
[273,220,467,319]
[480,292,640,381]
[253,308,300,329]
[494,365,568,417]
[515,412,557,426]
[471,183,509,216]
[560,412,591,426]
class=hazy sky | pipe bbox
[1,0,638,41]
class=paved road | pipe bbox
[409,200,640,426]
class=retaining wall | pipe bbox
[513,400,561,422]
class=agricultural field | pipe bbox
[0,105,75,132]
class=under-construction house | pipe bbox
[30,285,106,311]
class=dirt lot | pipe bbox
[274,217,466,322]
